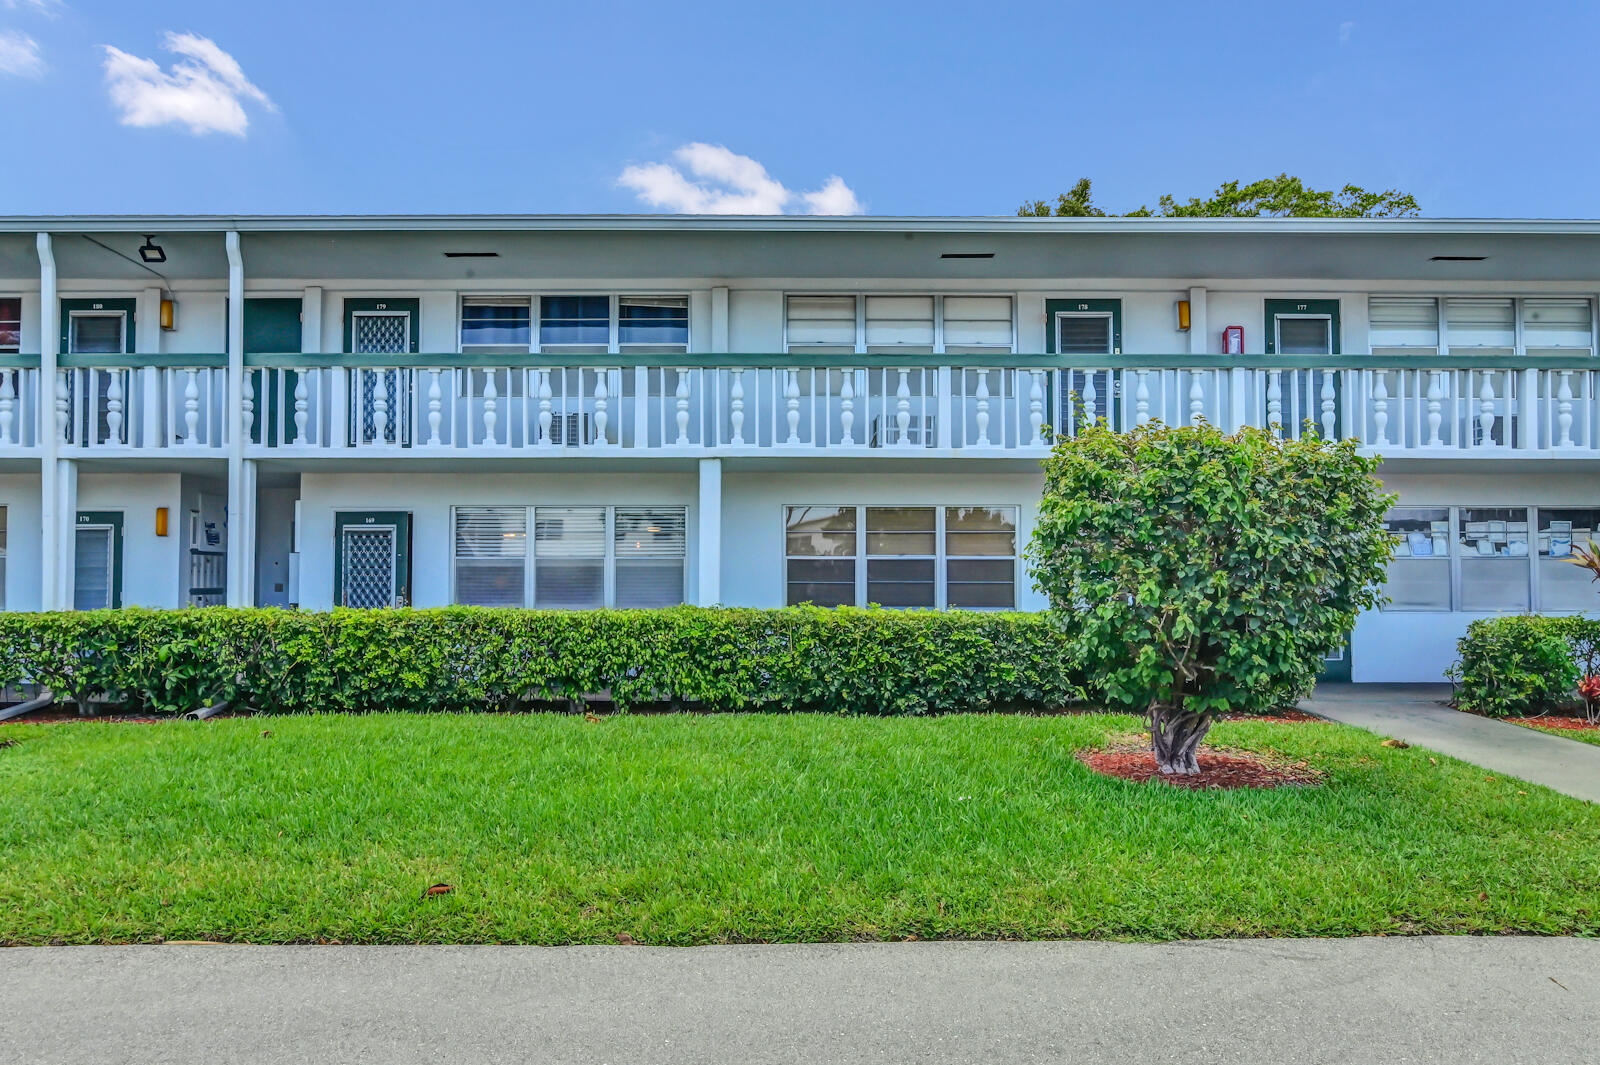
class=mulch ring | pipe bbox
[1078,743,1325,790]
[1510,716,1600,732]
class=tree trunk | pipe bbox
[1148,704,1213,775]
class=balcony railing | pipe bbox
[4,353,1596,458]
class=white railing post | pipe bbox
[1265,370,1283,437]
[1425,370,1445,447]
[0,369,13,446]
[839,370,855,446]
[425,368,442,446]
[106,370,124,445]
[1189,371,1205,426]
[1134,370,1151,426]
[974,370,991,446]
[784,369,801,445]
[371,371,389,446]
[536,369,553,446]
[1319,371,1337,439]
[1555,370,1575,448]
[729,368,746,445]
[674,368,691,446]
[593,371,610,445]
[331,369,349,449]
[1519,366,1541,451]
[633,365,650,450]
[183,368,201,446]
[294,371,310,446]
[141,367,160,448]
[1371,371,1390,447]
[240,369,253,447]
[894,369,912,447]
[1028,370,1045,445]
[936,366,953,448]
[1477,371,1497,447]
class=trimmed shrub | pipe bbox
[0,606,1081,716]
[1448,615,1600,718]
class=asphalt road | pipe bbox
[2,937,1595,1064]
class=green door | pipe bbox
[243,297,304,445]
[74,510,124,610]
[334,511,412,608]
[1046,298,1122,433]
[344,298,420,446]
[1265,299,1342,438]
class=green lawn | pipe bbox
[1,713,1597,945]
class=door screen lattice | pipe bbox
[341,527,396,607]
[352,313,411,445]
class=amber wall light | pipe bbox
[155,507,169,537]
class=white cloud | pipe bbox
[0,30,44,77]
[4,0,63,14]
[1338,20,1355,44]
[618,143,864,215]
[101,32,276,136]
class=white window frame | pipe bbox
[783,294,1017,355]
[451,504,688,608]
[457,293,693,356]
[782,504,1020,610]
[67,308,130,355]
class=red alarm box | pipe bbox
[1222,325,1244,354]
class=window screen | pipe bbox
[0,299,19,354]
[1381,507,1451,611]
[614,507,686,607]
[1537,508,1600,611]
[786,505,857,606]
[865,296,934,353]
[1522,299,1593,355]
[535,506,606,607]
[540,296,610,353]
[786,296,856,353]
[942,297,1013,354]
[1056,314,1113,355]
[866,507,936,608]
[453,506,527,606]
[69,314,126,354]
[74,525,114,610]
[461,298,531,354]
[1276,316,1332,355]
[1458,506,1531,611]
[1369,297,1438,354]
[945,506,1016,608]
[619,297,689,353]
[1445,299,1515,352]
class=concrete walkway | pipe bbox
[2,938,1597,1065]
[1302,683,1600,803]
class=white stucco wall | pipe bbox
[76,472,184,608]
[0,473,42,611]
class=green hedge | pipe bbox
[0,606,1081,716]
[1449,615,1600,718]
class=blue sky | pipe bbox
[1,0,1597,217]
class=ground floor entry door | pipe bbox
[334,511,412,607]
[74,510,124,609]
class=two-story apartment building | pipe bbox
[0,214,1595,683]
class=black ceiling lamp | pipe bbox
[138,235,166,264]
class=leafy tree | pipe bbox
[1017,174,1419,218]
[1028,422,1393,774]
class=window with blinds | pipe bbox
[0,299,19,354]
[943,297,1013,354]
[534,506,607,608]
[460,297,532,354]
[864,296,935,353]
[944,506,1016,608]
[1368,297,1439,354]
[1056,314,1113,355]
[785,505,857,607]
[453,506,528,606]
[540,296,610,353]
[865,506,937,607]
[1444,298,1515,353]
[786,296,857,353]
[614,507,687,607]
[618,297,689,353]
[1522,298,1593,355]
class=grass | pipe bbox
[1,713,1597,945]
[1512,719,1600,746]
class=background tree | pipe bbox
[1018,174,1419,218]
[1028,422,1393,774]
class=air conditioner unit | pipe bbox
[870,414,936,448]
[546,411,598,447]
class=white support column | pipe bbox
[37,232,61,610]
[55,457,76,609]
[300,286,323,353]
[225,232,252,606]
[696,457,722,605]
[1187,286,1208,356]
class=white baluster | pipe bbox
[56,369,69,443]
[974,371,991,446]
[184,368,200,445]
[895,369,912,446]
[1266,370,1283,436]
[1556,370,1575,448]
[293,372,309,445]
[1028,370,1044,445]
[1319,371,1337,439]
[1425,370,1445,446]
[1134,369,1151,426]
[674,368,690,446]
[537,370,553,446]
[592,372,609,445]
[784,370,801,445]
[729,369,746,445]
[106,371,124,444]
[839,370,855,446]
[426,368,442,445]
[241,369,254,445]
[1478,372,1497,447]
[1081,372,1097,424]
[1371,371,1389,446]
[1189,372,1205,426]
[0,370,13,445]
[481,369,498,445]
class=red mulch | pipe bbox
[1513,716,1600,732]
[1217,709,1324,724]
[1078,746,1324,790]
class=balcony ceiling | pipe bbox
[2,216,1600,282]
